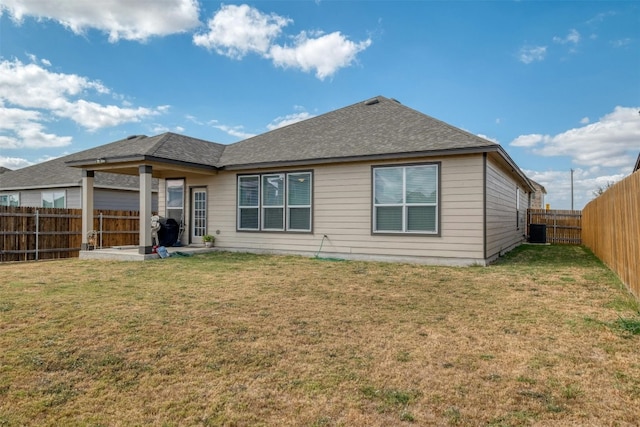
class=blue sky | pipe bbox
[0,0,638,210]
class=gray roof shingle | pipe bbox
[0,152,154,191]
[65,132,225,167]
[219,96,497,168]
[3,96,519,192]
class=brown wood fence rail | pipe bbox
[582,171,640,300]
[527,209,582,245]
[0,207,139,262]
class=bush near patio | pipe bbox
[0,245,638,426]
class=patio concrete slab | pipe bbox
[79,245,217,261]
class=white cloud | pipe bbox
[476,134,498,144]
[511,106,640,168]
[553,29,580,44]
[0,0,201,42]
[0,57,166,148]
[0,106,72,148]
[193,4,290,58]
[194,4,371,80]
[580,117,590,124]
[525,168,627,210]
[211,123,256,139]
[518,46,546,64]
[611,38,632,48]
[515,106,640,209]
[60,100,160,131]
[267,112,314,130]
[152,124,185,134]
[269,31,372,80]
[511,134,544,147]
[0,155,31,169]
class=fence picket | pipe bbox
[582,172,640,300]
[527,209,582,245]
[0,207,139,262]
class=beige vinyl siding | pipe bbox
[198,154,486,265]
[485,157,527,261]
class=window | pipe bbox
[166,179,184,223]
[0,193,19,207]
[42,191,65,208]
[237,171,312,232]
[238,176,259,229]
[262,174,284,230]
[373,164,438,234]
[288,173,312,231]
[516,187,521,230]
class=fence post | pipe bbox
[99,212,103,249]
[35,209,39,261]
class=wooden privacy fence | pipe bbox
[527,209,582,244]
[0,207,139,262]
[582,171,640,300]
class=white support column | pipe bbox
[139,165,153,254]
[81,170,94,250]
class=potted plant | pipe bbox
[202,234,215,248]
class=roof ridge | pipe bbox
[147,132,172,157]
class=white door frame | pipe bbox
[191,187,207,244]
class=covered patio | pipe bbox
[65,133,223,258]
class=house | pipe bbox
[0,153,158,210]
[529,179,547,209]
[0,167,11,175]
[66,96,534,265]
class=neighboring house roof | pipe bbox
[0,154,156,191]
[220,96,497,168]
[0,167,11,175]
[634,152,640,172]
[529,179,547,194]
[66,132,225,171]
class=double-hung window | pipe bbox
[237,171,312,232]
[373,164,439,234]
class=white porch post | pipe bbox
[139,165,153,254]
[81,170,94,250]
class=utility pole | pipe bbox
[570,169,574,211]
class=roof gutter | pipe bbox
[66,155,219,173]
[495,146,536,193]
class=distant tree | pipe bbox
[592,181,615,197]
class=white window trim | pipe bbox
[373,164,439,235]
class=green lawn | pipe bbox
[0,245,638,426]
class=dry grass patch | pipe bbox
[0,246,638,426]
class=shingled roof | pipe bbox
[0,167,11,175]
[0,154,152,191]
[66,132,225,170]
[219,96,498,168]
[4,95,531,190]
